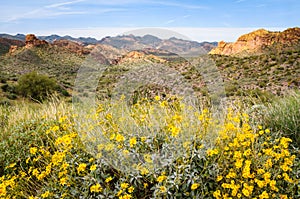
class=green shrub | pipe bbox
[17,71,57,101]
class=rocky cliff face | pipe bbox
[25,34,48,48]
[209,27,300,56]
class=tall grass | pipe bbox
[0,98,70,136]
[262,91,300,148]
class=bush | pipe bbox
[17,71,57,101]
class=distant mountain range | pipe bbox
[100,34,217,54]
[1,27,300,58]
[0,33,98,44]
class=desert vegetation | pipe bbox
[0,30,299,198]
[0,91,299,198]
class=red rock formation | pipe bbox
[25,34,48,48]
[209,27,300,56]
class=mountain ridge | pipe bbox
[209,27,300,56]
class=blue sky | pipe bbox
[0,0,299,41]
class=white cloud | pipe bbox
[235,0,246,3]
[4,0,86,22]
[165,19,175,25]
[183,15,191,18]
[80,0,209,9]
[149,1,209,9]
[45,0,85,8]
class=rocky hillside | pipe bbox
[52,39,92,55]
[0,38,24,55]
[115,51,167,65]
[209,27,300,56]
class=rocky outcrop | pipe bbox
[209,27,300,56]
[25,34,48,48]
[9,45,18,54]
[92,44,127,64]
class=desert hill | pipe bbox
[209,27,300,57]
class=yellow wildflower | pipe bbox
[90,164,97,171]
[129,137,137,148]
[90,183,102,193]
[157,175,167,183]
[60,177,67,186]
[105,176,113,183]
[216,175,223,182]
[77,163,87,173]
[121,183,129,189]
[154,96,160,101]
[41,191,51,198]
[30,147,38,155]
[160,186,167,193]
[116,134,125,142]
[213,190,221,198]
[259,191,269,199]
[207,148,219,157]
[191,183,200,190]
[128,186,134,193]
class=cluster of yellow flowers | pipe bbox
[117,182,135,199]
[0,176,16,198]
[1,97,299,198]
[211,110,298,199]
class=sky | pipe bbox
[0,0,299,42]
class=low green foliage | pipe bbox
[16,71,58,101]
